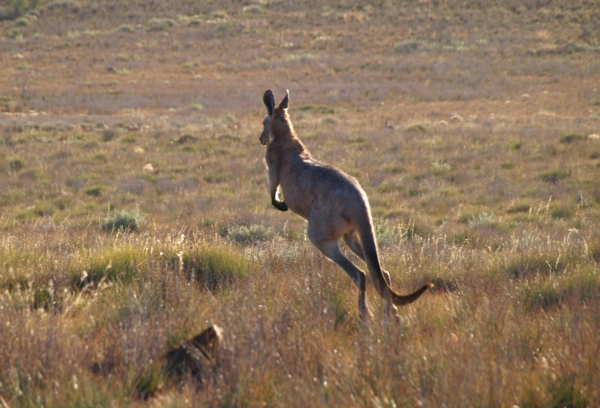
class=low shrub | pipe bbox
[100,211,144,233]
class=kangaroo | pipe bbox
[260,89,432,319]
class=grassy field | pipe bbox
[1,0,600,406]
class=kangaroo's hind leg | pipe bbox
[343,231,393,285]
[343,231,399,319]
[307,228,373,319]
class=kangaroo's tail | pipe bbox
[356,215,432,306]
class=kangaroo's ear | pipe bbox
[263,90,275,117]
[277,89,289,111]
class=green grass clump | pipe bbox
[539,169,569,184]
[507,202,531,214]
[502,251,577,280]
[405,123,427,133]
[85,186,104,197]
[559,133,587,144]
[394,40,420,54]
[221,224,278,245]
[382,164,405,174]
[549,205,574,219]
[547,375,589,408]
[146,17,176,31]
[100,211,144,233]
[7,157,24,172]
[521,266,599,311]
[430,160,452,175]
[133,362,163,400]
[297,104,334,114]
[183,246,250,291]
[73,245,147,287]
[2,0,42,21]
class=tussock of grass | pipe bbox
[521,265,599,311]
[221,224,278,245]
[85,186,104,197]
[559,133,587,144]
[539,169,569,184]
[549,204,574,219]
[181,245,249,291]
[297,104,335,114]
[404,123,427,133]
[100,211,144,233]
[500,250,577,280]
[507,202,531,214]
[146,17,176,31]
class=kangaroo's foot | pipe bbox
[360,302,374,321]
[272,200,288,211]
[386,302,401,322]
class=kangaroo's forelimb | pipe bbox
[268,161,288,211]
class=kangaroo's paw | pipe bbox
[273,200,288,211]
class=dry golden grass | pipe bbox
[1,0,600,406]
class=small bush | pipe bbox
[16,208,36,220]
[222,224,277,245]
[85,186,104,197]
[100,211,143,233]
[539,169,569,184]
[404,124,427,133]
[504,253,567,279]
[451,230,476,246]
[549,205,574,219]
[73,245,143,287]
[7,157,24,172]
[121,135,137,144]
[377,181,402,193]
[349,136,366,143]
[323,116,340,125]
[183,246,249,291]
[430,160,452,175]
[510,140,522,151]
[146,18,176,31]
[102,129,116,141]
[33,202,54,217]
[522,267,598,311]
[588,240,600,263]
[33,286,53,310]
[242,4,264,14]
[177,135,198,144]
[507,203,531,214]
[559,133,587,144]
[297,104,334,114]
[548,375,589,408]
[115,24,135,33]
[394,40,420,54]
[468,212,498,229]
[1,0,41,22]
[0,96,15,112]
[382,164,405,174]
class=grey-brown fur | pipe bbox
[260,89,432,319]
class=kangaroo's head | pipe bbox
[260,89,290,146]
